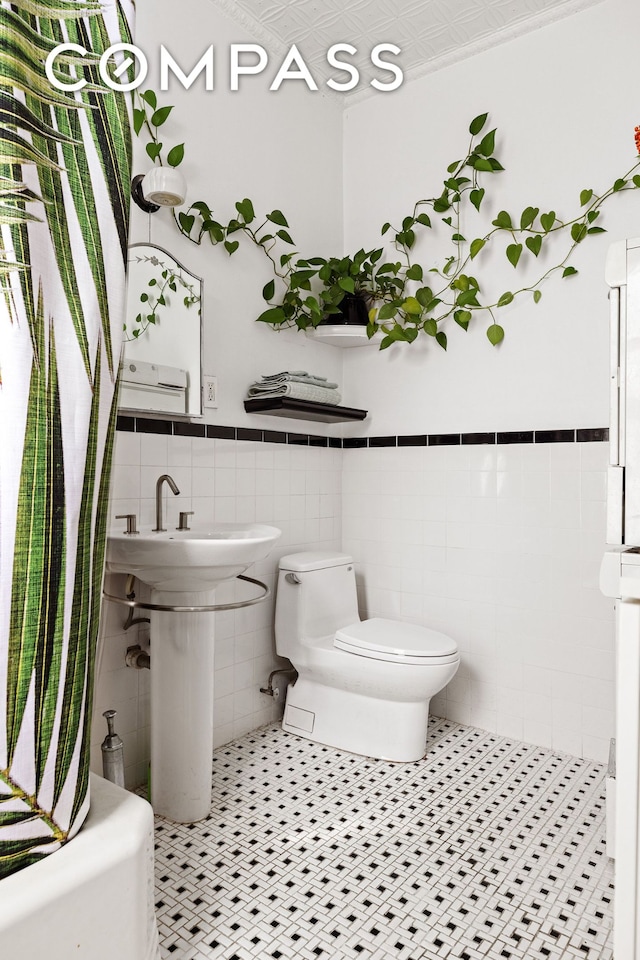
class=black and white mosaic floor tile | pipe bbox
[153,719,613,960]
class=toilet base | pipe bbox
[282,677,430,762]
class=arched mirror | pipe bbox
[120,243,203,417]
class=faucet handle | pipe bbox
[177,511,194,531]
[116,513,139,535]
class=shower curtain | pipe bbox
[0,0,134,878]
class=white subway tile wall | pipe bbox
[342,441,614,764]
[93,431,615,787]
[91,432,342,788]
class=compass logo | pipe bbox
[45,42,404,94]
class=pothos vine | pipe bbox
[126,250,200,342]
[133,91,640,351]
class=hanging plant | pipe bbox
[133,92,640,350]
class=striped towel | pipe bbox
[258,370,339,389]
[247,381,342,405]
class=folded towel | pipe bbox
[247,381,342,405]
[258,372,339,389]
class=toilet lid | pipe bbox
[334,618,458,664]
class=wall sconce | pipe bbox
[131,167,187,213]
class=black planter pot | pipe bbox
[320,294,369,326]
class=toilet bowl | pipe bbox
[275,551,460,762]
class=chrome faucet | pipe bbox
[154,474,180,531]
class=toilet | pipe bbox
[275,551,460,762]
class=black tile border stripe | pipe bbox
[462,432,496,445]
[116,416,608,448]
[497,430,534,445]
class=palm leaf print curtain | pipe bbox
[0,0,134,878]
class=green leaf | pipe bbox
[378,303,398,321]
[338,276,356,294]
[580,188,593,206]
[406,263,423,281]
[469,112,488,136]
[145,141,162,162]
[520,206,539,229]
[451,233,465,242]
[381,221,391,235]
[436,331,447,350]
[478,128,496,156]
[403,296,421,315]
[416,213,432,227]
[424,319,437,336]
[493,210,512,230]
[506,243,522,268]
[276,229,294,245]
[133,108,144,136]
[256,306,286,324]
[633,175,640,188]
[497,291,514,307]
[471,156,493,172]
[562,266,578,278]
[262,279,275,301]
[454,309,471,330]
[540,211,556,232]
[224,239,239,254]
[587,226,607,234]
[141,89,157,109]
[167,143,184,167]
[235,197,255,223]
[533,289,542,303]
[525,235,542,257]
[613,178,626,192]
[151,105,173,127]
[487,323,505,345]
[178,212,195,234]
[191,200,211,216]
[470,237,485,259]
[416,287,433,307]
[587,209,600,223]
[267,209,289,227]
[571,223,587,243]
[469,188,485,211]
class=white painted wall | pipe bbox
[342,0,640,435]
[129,0,346,433]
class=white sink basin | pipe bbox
[106,522,281,592]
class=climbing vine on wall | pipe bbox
[134,91,640,350]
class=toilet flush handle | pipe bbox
[285,572,301,584]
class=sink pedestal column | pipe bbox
[150,590,215,823]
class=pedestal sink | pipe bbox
[106,523,281,822]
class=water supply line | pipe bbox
[122,574,150,631]
[260,667,297,703]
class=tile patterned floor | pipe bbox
[153,719,613,960]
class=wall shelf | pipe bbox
[305,324,384,348]
[244,397,367,423]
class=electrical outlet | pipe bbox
[203,375,218,408]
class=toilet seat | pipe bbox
[334,618,459,665]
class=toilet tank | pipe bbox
[275,552,360,656]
